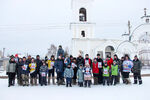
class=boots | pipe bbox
[84,80,87,87]
[48,77,51,85]
[88,80,91,88]
[52,77,55,85]
[139,80,142,85]
[72,79,76,85]
[134,80,137,84]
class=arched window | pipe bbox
[79,8,87,22]
[81,31,85,37]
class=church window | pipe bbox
[79,8,87,21]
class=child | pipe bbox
[64,65,74,87]
[47,55,55,85]
[83,64,92,88]
[71,58,78,85]
[40,60,48,86]
[21,57,30,86]
[29,58,37,86]
[92,58,99,85]
[77,64,84,87]
[6,56,16,87]
[103,62,110,86]
[111,61,118,85]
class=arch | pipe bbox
[115,41,137,59]
[79,8,87,22]
[94,40,118,59]
[105,46,115,58]
[130,23,150,43]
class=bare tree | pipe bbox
[46,44,57,58]
[64,46,69,57]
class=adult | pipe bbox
[132,55,142,85]
[96,54,104,84]
[16,58,23,86]
[71,58,78,85]
[57,45,64,58]
[35,55,42,84]
[122,55,133,84]
[6,56,17,87]
[106,55,113,69]
[76,55,84,68]
[120,57,125,83]
[26,55,32,64]
[54,56,64,85]
[84,54,92,67]
[92,58,99,85]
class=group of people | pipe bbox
[6,45,143,87]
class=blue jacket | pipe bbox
[77,68,84,82]
[54,59,64,72]
[64,67,74,78]
[20,62,30,75]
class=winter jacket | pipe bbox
[35,59,42,73]
[77,57,84,67]
[64,57,71,67]
[64,67,74,78]
[83,67,92,77]
[20,61,29,75]
[16,62,23,75]
[111,65,118,76]
[103,66,110,77]
[6,61,16,73]
[97,58,104,68]
[47,60,55,70]
[92,62,99,74]
[77,68,84,82]
[122,60,133,72]
[132,59,142,73]
[54,59,64,73]
[29,63,37,74]
[107,58,113,69]
[84,58,92,67]
[57,48,64,57]
[40,65,48,77]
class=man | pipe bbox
[96,54,104,84]
[84,54,92,67]
[132,55,142,85]
[77,54,84,68]
[57,45,64,58]
[54,56,64,85]
[35,55,42,84]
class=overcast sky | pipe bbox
[0,0,150,57]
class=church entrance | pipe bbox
[105,46,115,58]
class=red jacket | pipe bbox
[84,58,92,67]
[92,62,99,74]
[107,58,113,69]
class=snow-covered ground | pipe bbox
[0,77,150,100]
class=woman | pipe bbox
[122,55,133,84]
[6,56,17,87]
[92,58,99,85]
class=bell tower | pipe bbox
[70,0,95,38]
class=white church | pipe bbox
[70,0,150,65]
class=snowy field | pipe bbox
[0,77,150,100]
